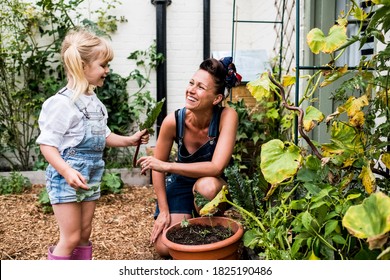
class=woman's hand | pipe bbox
[137,156,168,175]
[150,211,170,244]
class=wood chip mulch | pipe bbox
[0,184,164,260]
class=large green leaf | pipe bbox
[140,98,165,135]
[342,192,390,249]
[307,24,347,54]
[260,139,302,185]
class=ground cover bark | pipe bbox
[0,184,163,260]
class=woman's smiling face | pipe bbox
[185,69,222,110]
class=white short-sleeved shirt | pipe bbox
[36,88,111,153]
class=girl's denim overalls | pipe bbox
[154,106,224,217]
[45,88,106,204]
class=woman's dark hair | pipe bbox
[199,58,227,95]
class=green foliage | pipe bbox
[76,184,100,202]
[100,172,124,195]
[96,42,164,169]
[37,187,53,214]
[0,0,124,170]
[0,172,31,195]
[139,98,166,135]
[224,164,267,215]
[96,71,135,135]
[227,98,281,175]
[226,1,390,260]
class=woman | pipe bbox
[137,57,241,257]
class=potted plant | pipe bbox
[161,215,244,260]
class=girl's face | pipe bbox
[83,53,110,89]
[185,69,223,111]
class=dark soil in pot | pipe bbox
[166,224,233,245]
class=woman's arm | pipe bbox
[138,107,238,178]
[149,113,176,243]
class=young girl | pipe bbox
[36,28,149,260]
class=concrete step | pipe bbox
[0,168,150,186]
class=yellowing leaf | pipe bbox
[308,250,321,260]
[336,18,348,27]
[342,192,390,249]
[358,163,376,194]
[350,111,365,127]
[246,72,275,101]
[352,6,369,21]
[381,153,390,169]
[306,28,325,54]
[321,121,365,167]
[322,25,348,53]
[199,185,229,216]
[282,75,296,87]
[320,65,348,87]
[338,95,369,127]
[303,106,325,132]
[307,24,347,54]
[345,95,369,117]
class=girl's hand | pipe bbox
[63,168,89,190]
[150,211,170,244]
[134,129,150,145]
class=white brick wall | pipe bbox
[102,0,279,121]
[0,0,282,169]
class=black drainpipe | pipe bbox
[151,0,171,137]
[203,0,211,60]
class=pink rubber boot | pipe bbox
[71,241,93,260]
[47,246,72,260]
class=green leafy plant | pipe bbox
[225,0,390,260]
[0,172,31,195]
[200,186,293,260]
[132,98,166,166]
[0,0,124,170]
[37,187,53,214]
[96,42,164,169]
[76,184,100,203]
[100,172,124,195]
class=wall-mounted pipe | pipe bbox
[151,0,171,137]
[203,0,211,59]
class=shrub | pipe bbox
[0,172,31,195]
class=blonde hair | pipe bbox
[61,28,114,100]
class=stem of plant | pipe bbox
[133,142,141,167]
[226,200,266,232]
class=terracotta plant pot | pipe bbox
[161,216,244,260]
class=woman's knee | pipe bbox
[193,177,224,200]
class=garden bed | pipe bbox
[0,183,163,260]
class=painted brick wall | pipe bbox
[103,0,279,119]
